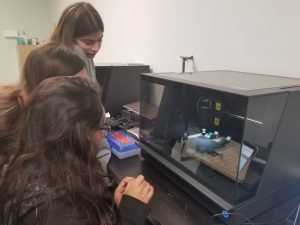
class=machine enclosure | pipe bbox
[139,71,300,224]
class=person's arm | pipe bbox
[118,195,150,225]
[114,175,154,225]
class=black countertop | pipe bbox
[108,154,300,225]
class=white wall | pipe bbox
[49,0,83,22]
[0,0,52,85]
[89,0,300,78]
[2,0,300,85]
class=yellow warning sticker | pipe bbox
[215,101,221,111]
[214,117,220,126]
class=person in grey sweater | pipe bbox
[50,2,111,170]
[50,2,104,84]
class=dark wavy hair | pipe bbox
[51,2,104,47]
[21,41,85,93]
[0,85,21,165]
[0,76,116,225]
[0,42,85,167]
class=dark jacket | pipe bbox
[20,194,149,225]
[9,177,150,225]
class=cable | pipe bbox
[207,212,254,225]
[286,206,299,224]
[244,203,300,225]
[207,207,299,225]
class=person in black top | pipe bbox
[0,76,154,225]
[0,42,86,171]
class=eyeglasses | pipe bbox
[95,124,111,138]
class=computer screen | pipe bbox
[95,64,150,117]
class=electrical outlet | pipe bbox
[3,30,18,38]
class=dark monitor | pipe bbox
[95,64,150,117]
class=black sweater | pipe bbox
[20,195,150,225]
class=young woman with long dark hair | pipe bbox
[51,2,104,84]
[0,76,153,225]
[0,42,86,168]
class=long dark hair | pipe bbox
[21,41,85,93]
[0,76,116,225]
[0,42,85,167]
[51,2,104,47]
[0,86,21,165]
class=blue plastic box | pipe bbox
[107,131,140,159]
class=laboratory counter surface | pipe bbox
[108,154,300,225]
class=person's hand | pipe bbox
[114,176,134,206]
[123,175,154,204]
